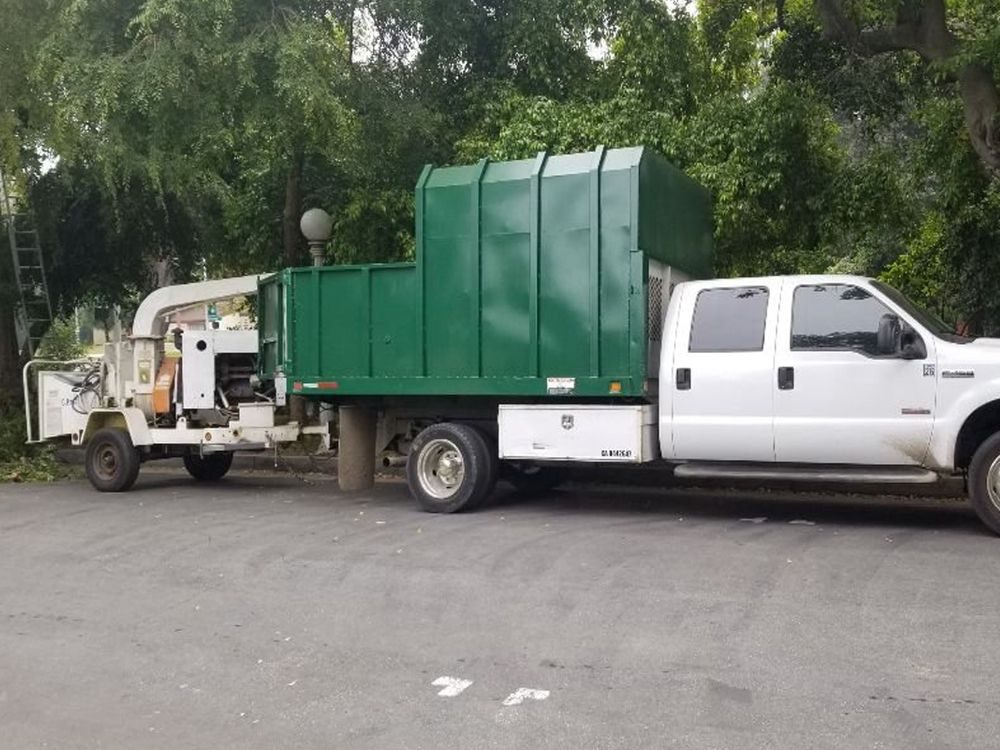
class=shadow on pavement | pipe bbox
[112,468,987,538]
[485,482,985,536]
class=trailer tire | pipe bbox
[183,452,234,482]
[407,423,493,513]
[967,431,1000,535]
[85,428,141,492]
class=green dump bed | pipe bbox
[258,146,712,399]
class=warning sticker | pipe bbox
[546,377,576,395]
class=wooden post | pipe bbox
[338,405,376,491]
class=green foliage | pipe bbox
[882,212,952,320]
[0,401,66,483]
[1,0,1000,336]
[36,319,86,361]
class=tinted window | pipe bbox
[689,286,769,352]
[791,284,893,355]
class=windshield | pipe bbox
[871,280,973,343]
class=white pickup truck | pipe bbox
[661,274,1000,529]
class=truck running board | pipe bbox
[672,463,941,484]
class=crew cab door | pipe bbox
[773,281,937,465]
[665,281,778,461]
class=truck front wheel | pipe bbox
[183,451,234,482]
[85,428,141,492]
[967,432,1000,535]
[407,423,495,513]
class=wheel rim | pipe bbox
[987,455,1000,512]
[94,442,119,481]
[416,438,465,500]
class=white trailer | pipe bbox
[24,276,313,490]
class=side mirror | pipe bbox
[900,328,927,360]
[876,313,901,356]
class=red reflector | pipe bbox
[318,381,339,389]
[293,381,303,391]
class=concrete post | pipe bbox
[338,405,376,491]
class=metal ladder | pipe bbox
[1,169,52,357]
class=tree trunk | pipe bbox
[0,299,21,398]
[282,148,305,267]
[958,63,1000,171]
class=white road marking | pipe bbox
[502,687,550,706]
[432,676,473,697]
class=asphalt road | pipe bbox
[0,471,997,750]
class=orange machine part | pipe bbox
[153,357,179,415]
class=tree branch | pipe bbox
[814,0,955,60]
[812,0,999,172]
[758,0,786,36]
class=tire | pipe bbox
[406,422,494,513]
[503,464,563,495]
[85,427,141,492]
[968,432,1000,535]
[471,426,500,508]
[183,451,234,482]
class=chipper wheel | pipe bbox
[183,451,234,482]
[84,427,142,492]
[406,423,497,513]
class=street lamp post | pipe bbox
[300,208,333,267]
[297,208,335,450]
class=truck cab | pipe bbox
[659,274,1000,533]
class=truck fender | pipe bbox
[928,379,1000,471]
[81,408,153,447]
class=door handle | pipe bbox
[777,366,794,390]
[676,367,691,390]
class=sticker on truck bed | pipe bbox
[546,377,575,395]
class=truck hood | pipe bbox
[967,337,1000,349]
[940,336,1000,372]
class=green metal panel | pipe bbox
[258,146,713,399]
[371,266,418,376]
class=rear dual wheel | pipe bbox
[406,423,498,513]
[503,464,563,495]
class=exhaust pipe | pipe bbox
[382,453,407,468]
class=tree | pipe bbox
[809,0,1000,172]
[33,0,357,279]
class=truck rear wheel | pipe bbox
[183,451,234,482]
[85,428,141,492]
[407,423,495,513]
[967,431,1000,535]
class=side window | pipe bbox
[791,284,893,355]
[689,286,770,352]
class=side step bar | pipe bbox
[673,463,940,484]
